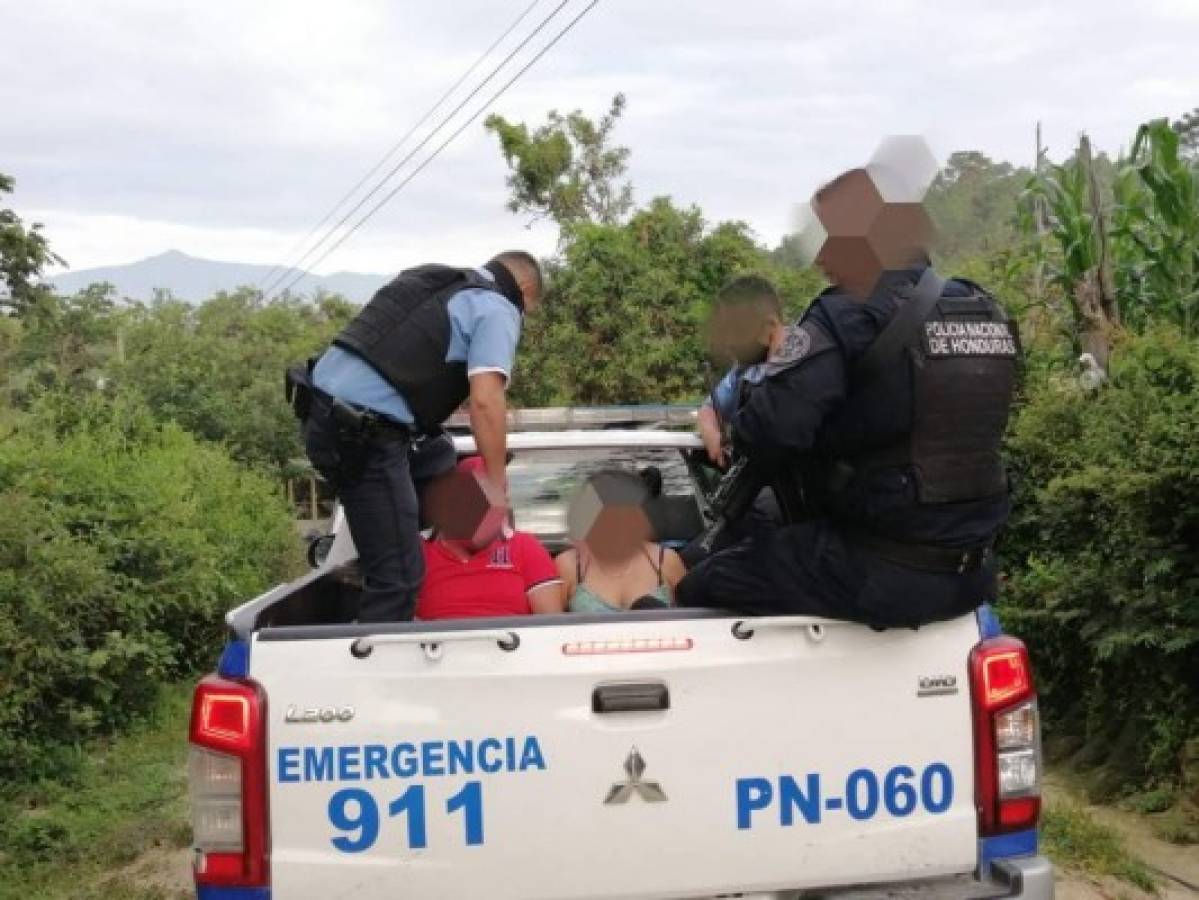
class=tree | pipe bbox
[1173,106,1199,158]
[10,283,120,398]
[0,173,64,314]
[113,288,356,471]
[484,94,634,233]
[923,152,1031,264]
[510,197,796,406]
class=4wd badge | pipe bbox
[604,747,667,804]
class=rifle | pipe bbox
[695,454,764,553]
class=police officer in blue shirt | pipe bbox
[682,277,784,568]
[677,169,1019,628]
[295,252,543,623]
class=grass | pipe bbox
[1119,786,1199,846]
[1041,799,1157,893]
[0,684,193,900]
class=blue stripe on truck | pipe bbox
[979,828,1038,875]
[196,888,269,900]
[217,639,250,678]
[976,604,1004,639]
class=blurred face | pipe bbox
[582,504,653,563]
[567,474,653,564]
[424,469,507,552]
[517,270,542,313]
[709,303,779,367]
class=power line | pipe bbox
[256,0,543,293]
[263,0,577,299]
[270,0,599,300]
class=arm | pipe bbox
[733,323,845,468]
[697,404,727,469]
[528,582,566,615]
[698,368,738,468]
[462,294,521,497]
[661,548,687,598]
[468,372,509,497]
[514,533,566,614]
[554,550,578,600]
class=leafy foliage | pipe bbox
[113,288,355,472]
[0,684,192,898]
[1024,120,1199,349]
[1112,119,1199,335]
[484,94,634,230]
[1002,328,1199,786]
[0,391,300,782]
[0,287,355,474]
[0,173,65,315]
[924,151,1031,265]
[510,197,821,406]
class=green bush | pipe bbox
[0,390,300,783]
[1002,326,1199,789]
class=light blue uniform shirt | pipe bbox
[312,268,522,425]
[703,362,766,423]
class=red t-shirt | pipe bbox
[416,531,561,620]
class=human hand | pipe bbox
[706,442,729,470]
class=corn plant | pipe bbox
[1111,120,1199,336]
[1021,157,1104,355]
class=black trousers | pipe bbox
[678,487,782,570]
[303,403,455,622]
[676,518,996,629]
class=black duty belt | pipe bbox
[311,389,412,443]
[847,529,992,575]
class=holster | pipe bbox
[284,357,319,421]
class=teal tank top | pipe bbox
[567,545,671,613]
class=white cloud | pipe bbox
[4,0,1198,273]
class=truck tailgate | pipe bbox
[252,613,981,899]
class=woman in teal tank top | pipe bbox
[554,469,686,612]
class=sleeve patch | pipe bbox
[764,323,836,376]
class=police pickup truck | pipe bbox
[188,422,1053,899]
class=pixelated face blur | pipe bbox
[709,301,776,367]
[809,140,939,298]
[424,469,507,551]
[567,473,652,563]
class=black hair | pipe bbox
[715,274,782,318]
[489,250,544,300]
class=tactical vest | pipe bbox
[331,264,508,432]
[826,278,1019,505]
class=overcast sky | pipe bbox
[4,0,1198,278]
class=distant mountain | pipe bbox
[48,250,389,303]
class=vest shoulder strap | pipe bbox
[852,269,946,385]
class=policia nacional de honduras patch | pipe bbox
[922,319,1018,358]
[764,323,837,377]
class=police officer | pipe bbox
[677,169,1019,628]
[296,252,544,623]
[681,277,785,568]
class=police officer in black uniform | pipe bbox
[288,252,544,623]
[676,169,1019,628]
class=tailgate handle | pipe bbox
[592,682,669,714]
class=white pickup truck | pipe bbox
[187,426,1053,900]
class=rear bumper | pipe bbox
[991,856,1055,899]
[204,858,1054,900]
[783,855,1054,899]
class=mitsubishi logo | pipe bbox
[603,747,667,804]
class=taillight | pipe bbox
[969,637,1042,835]
[189,675,269,887]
